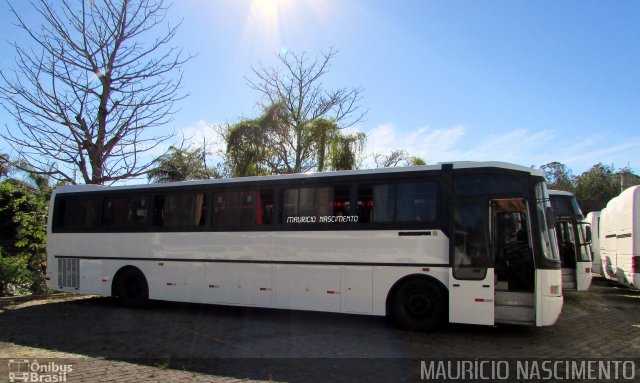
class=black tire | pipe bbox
[391,278,446,331]
[114,267,149,309]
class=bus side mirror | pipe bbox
[585,225,592,244]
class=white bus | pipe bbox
[585,211,602,276]
[46,162,563,330]
[599,185,640,289]
[549,190,592,291]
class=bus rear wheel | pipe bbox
[391,278,446,331]
[114,267,149,309]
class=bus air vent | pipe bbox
[58,258,80,289]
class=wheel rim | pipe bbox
[406,289,432,317]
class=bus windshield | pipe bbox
[535,182,560,261]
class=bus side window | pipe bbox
[281,189,298,222]
[212,193,225,226]
[357,186,373,223]
[212,190,267,227]
[56,198,98,230]
[280,187,332,224]
[241,192,254,225]
[357,182,437,224]
[258,190,273,225]
[103,197,128,228]
[333,186,350,217]
[103,196,149,228]
[152,193,206,227]
[127,197,149,227]
[152,196,165,226]
[453,203,489,280]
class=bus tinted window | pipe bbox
[152,193,206,227]
[455,175,525,197]
[358,181,437,223]
[281,186,352,225]
[55,199,98,229]
[213,190,273,227]
[103,196,149,228]
[282,187,332,223]
[453,203,489,280]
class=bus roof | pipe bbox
[53,161,543,194]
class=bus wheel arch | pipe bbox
[386,274,448,331]
[112,266,149,309]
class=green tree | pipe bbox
[540,162,575,192]
[242,48,366,173]
[0,179,49,295]
[148,146,218,183]
[328,132,366,171]
[0,248,32,296]
[617,167,640,191]
[574,163,618,203]
[407,156,427,166]
[222,103,365,176]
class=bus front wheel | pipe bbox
[114,267,149,309]
[391,278,446,331]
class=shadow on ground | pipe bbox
[1,277,638,382]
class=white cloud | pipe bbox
[177,119,226,154]
[362,123,639,173]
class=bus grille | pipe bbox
[58,258,79,289]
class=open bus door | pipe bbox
[448,198,538,326]
[491,199,537,325]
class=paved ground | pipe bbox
[0,277,638,382]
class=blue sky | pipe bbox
[1,0,639,177]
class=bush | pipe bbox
[0,250,33,296]
[0,180,49,295]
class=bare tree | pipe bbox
[0,0,190,184]
[371,149,426,168]
[372,149,409,168]
[246,48,366,173]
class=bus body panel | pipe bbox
[47,229,452,315]
[448,268,494,326]
[576,261,593,291]
[344,266,373,313]
[535,269,563,327]
[270,230,449,264]
[273,264,342,312]
[599,206,617,280]
[599,185,639,289]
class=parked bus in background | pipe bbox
[46,162,563,330]
[599,185,640,289]
[585,211,602,276]
[549,190,592,291]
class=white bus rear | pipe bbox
[599,186,640,289]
